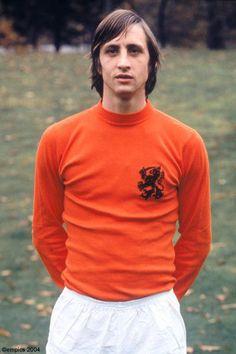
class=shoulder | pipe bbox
[42,105,96,140]
[148,105,209,175]
[40,106,95,146]
[151,105,205,147]
[154,107,195,135]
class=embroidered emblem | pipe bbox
[138,166,164,200]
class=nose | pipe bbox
[117,49,131,71]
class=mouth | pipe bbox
[115,74,133,79]
[115,75,133,83]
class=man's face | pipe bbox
[99,24,150,100]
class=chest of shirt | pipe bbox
[58,123,183,209]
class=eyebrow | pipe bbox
[103,43,145,51]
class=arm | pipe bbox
[32,126,67,288]
[173,131,212,300]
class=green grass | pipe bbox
[0,48,236,353]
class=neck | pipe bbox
[102,92,147,114]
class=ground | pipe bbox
[0,48,236,353]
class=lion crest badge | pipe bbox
[137,166,164,200]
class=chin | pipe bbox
[116,89,134,99]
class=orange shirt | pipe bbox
[32,100,211,301]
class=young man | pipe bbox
[32,9,211,354]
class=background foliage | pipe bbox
[0,0,236,51]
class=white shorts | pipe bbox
[46,287,186,354]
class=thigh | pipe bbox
[148,292,186,354]
[118,293,186,354]
[46,291,78,354]
[46,292,118,354]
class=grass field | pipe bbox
[0,48,236,353]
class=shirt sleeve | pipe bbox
[173,131,212,300]
[32,126,67,288]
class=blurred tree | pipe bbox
[0,0,83,50]
[225,4,236,29]
[205,0,225,49]
[103,0,114,14]
[131,0,236,49]
[0,17,22,47]
[0,0,123,51]
[0,0,47,48]
[0,0,236,50]
[157,0,169,47]
[45,0,75,52]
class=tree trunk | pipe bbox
[103,0,113,14]
[28,27,40,49]
[206,0,225,49]
[157,0,169,47]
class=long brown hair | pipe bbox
[90,9,161,97]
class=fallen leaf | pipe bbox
[24,298,36,305]
[39,290,55,297]
[217,178,227,185]
[0,196,8,203]
[26,244,34,251]
[20,323,32,330]
[208,317,221,324]
[30,254,39,261]
[25,91,35,98]
[215,294,226,303]
[5,134,15,141]
[200,294,206,300]
[0,328,11,337]
[0,269,12,277]
[185,288,194,297]
[41,276,51,284]
[35,303,52,316]
[211,242,225,250]
[28,341,39,346]
[199,344,221,352]
[204,313,211,319]
[221,303,236,310]
[222,287,229,294]
[38,306,52,317]
[11,296,23,304]
[46,116,56,124]
[36,303,45,311]
[28,215,33,223]
[186,306,200,313]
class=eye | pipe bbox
[128,45,142,55]
[105,46,118,55]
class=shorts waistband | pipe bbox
[62,287,174,309]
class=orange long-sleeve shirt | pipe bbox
[32,100,211,301]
